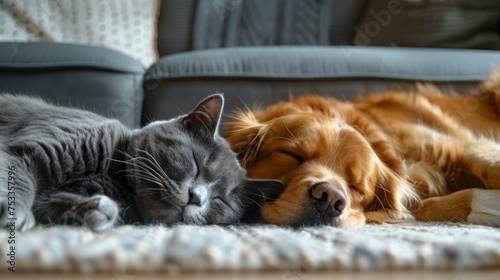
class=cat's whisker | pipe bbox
[240,190,275,199]
[118,166,163,185]
[242,201,264,209]
[111,150,136,162]
[159,193,182,207]
[139,183,179,199]
[129,153,177,188]
[133,150,180,193]
[142,187,169,193]
[106,157,131,165]
[120,161,182,200]
[128,157,166,182]
[110,156,169,187]
[141,189,177,200]
[109,150,154,170]
[107,157,152,172]
[122,174,164,187]
[243,197,264,209]
[135,163,181,194]
[141,150,173,181]
[125,168,162,183]
[134,186,177,199]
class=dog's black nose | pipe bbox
[310,182,346,217]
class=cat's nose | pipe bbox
[187,187,209,207]
[310,182,346,217]
[188,189,201,206]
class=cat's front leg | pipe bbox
[33,192,119,232]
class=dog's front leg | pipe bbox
[415,140,500,227]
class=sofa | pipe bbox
[1,0,500,130]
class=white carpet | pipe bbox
[1,222,500,273]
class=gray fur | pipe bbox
[0,94,284,232]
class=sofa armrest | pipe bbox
[0,42,145,128]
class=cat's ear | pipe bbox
[240,179,285,223]
[184,94,224,137]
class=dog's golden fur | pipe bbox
[225,71,500,227]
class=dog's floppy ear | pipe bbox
[365,162,419,223]
[346,106,419,223]
[224,110,266,168]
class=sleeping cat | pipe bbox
[0,94,284,232]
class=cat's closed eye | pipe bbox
[191,151,201,179]
[213,196,234,210]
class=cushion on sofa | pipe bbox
[142,46,500,125]
[0,0,160,67]
[0,42,145,128]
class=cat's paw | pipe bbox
[72,195,118,232]
[0,199,35,232]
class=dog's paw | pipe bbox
[0,199,35,232]
[467,189,500,227]
[415,189,500,227]
[415,191,471,223]
[70,195,118,232]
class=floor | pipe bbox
[4,270,500,280]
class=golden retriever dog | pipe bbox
[225,71,500,227]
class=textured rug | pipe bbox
[1,222,500,273]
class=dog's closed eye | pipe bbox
[277,149,305,163]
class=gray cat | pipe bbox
[0,94,284,232]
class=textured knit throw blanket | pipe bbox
[1,222,500,273]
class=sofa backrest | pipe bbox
[191,0,366,49]
[156,0,197,57]
[156,0,500,56]
[156,0,365,56]
[358,0,500,50]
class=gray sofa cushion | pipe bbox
[146,46,500,80]
[0,42,145,128]
[142,46,500,125]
